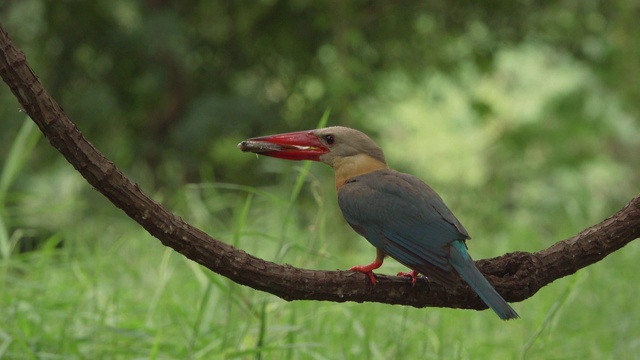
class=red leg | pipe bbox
[397,270,420,286]
[349,249,385,285]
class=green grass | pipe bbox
[2,114,640,359]
[1,161,639,359]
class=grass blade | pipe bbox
[0,117,40,206]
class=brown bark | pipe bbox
[1,25,639,311]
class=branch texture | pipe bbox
[1,25,639,311]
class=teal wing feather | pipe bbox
[338,169,518,319]
[337,169,469,285]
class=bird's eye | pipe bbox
[325,135,335,145]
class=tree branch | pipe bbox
[1,25,639,311]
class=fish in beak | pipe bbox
[237,130,329,161]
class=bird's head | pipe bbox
[238,126,387,169]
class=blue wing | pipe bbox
[337,169,470,285]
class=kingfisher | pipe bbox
[238,126,519,320]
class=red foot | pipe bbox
[397,270,420,286]
[349,258,384,285]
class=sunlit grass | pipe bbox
[2,108,639,358]
[1,157,639,359]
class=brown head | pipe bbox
[238,126,389,188]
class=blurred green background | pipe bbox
[1,1,639,359]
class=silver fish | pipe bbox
[237,140,285,153]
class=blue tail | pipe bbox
[449,241,519,320]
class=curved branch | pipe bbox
[1,25,639,311]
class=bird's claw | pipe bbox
[397,270,420,287]
[349,256,384,286]
[349,265,377,285]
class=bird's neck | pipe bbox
[333,154,388,190]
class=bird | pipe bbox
[238,126,519,320]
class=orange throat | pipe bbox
[333,154,388,190]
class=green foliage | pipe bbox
[0,118,40,259]
[3,0,639,185]
[1,171,639,358]
[361,43,638,253]
[1,0,640,358]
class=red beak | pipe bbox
[237,130,329,161]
